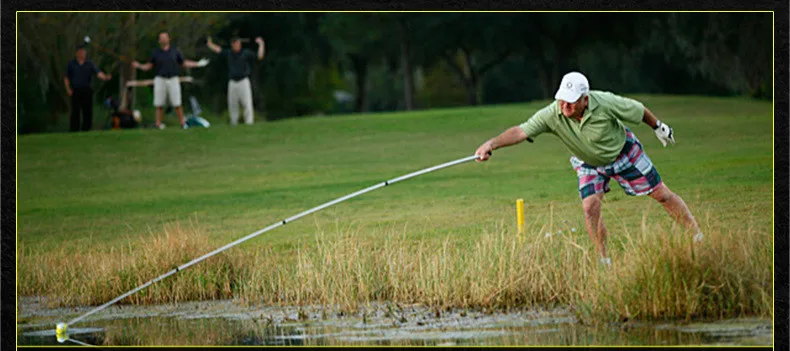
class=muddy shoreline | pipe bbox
[17,296,772,346]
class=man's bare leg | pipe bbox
[175,106,186,126]
[648,183,702,240]
[155,107,164,127]
[582,192,609,259]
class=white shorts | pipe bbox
[153,76,182,107]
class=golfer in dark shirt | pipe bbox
[132,32,209,129]
[63,44,111,132]
[207,36,265,125]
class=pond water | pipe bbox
[17,297,772,346]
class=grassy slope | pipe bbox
[17,95,774,320]
[18,95,772,253]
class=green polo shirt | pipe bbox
[519,90,646,167]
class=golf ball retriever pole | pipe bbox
[59,153,487,336]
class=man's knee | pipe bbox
[649,184,674,203]
[582,194,603,219]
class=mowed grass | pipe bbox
[17,95,773,322]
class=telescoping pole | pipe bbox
[59,154,483,335]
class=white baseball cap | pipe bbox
[554,71,590,103]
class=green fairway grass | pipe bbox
[17,95,773,321]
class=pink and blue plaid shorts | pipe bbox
[570,128,662,200]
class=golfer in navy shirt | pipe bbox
[206,36,265,125]
[63,44,112,132]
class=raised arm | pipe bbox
[256,37,265,60]
[474,126,529,162]
[206,37,222,54]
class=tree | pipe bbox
[397,16,416,110]
[319,13,399,113]
[646,13,772,99]
[414,13,519,106]
[506,13,643,99]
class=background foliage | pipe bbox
[17,12,772,134]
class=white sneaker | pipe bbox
[693,233,704,243]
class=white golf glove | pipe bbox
[196,58,210,67]
[653,120,675,147]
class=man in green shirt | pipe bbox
[474,72,702,266]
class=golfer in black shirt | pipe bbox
[63,44,112,132]
[206,36,265,125]
[132,32,209,129]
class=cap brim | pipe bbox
[554,89,582,103]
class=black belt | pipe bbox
[156,75,177,79]
[229,76,249,82]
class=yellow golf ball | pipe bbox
[55,322,68,343]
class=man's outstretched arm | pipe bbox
[474,126,529,162]
[642,107,659,129]
[642,107,675,147]
[97,71,112,81]
[183,58,210,68]
[132,61,153,71]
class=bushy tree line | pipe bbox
[17,12,771,133]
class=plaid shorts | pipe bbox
[570,128,662,200]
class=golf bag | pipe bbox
[104,87,140,130]
[184,96,210,128]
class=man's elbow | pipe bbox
[511,126,527,138]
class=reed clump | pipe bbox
[18,209,772,323]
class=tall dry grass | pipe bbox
[18,223,241,306]
[18,209,772,323]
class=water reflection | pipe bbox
[17,302,771,346]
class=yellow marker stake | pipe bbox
[516,199,525,243]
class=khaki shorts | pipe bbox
[153,76,182,107]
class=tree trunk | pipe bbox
[350,54,368,113]
[461,49,478,105]
[119,13,136,110]
[399,19,414,111]
[442,49,479,106]
[550,60,560,97]
[535,60,551,99]
[465,80,478,106]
